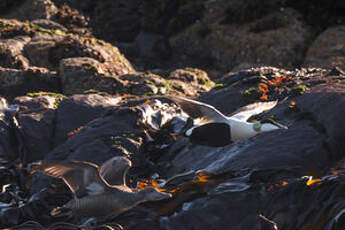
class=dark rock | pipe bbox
[170,7,312,72]
[0,66,59,100]
[4,0,58,21]
[0,97,18,159]
[54,94,121,146]
[91,0,142,42]
[46,107,143,163]
[59,57,126,95]
[25,33,134,73]
[23,34,62,69]
[14,95,58,162]
[304,26,345,70]
[0,36,30,69]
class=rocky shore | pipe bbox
[0,0,345,229]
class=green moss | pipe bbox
[291,85,307,96]
[213,83,226,89]
[26,91,64,98]
[26,91,66,109]
[83,89,109,96]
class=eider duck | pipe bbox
[33,156,171,217]
[166,96,288,147]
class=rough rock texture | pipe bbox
[54,94,122,146]
[14,95,57,162]
[170,7,311,72]
[0,36,30,69]
[59,57,125,95]
[305,26,345,70]
[5,0,58,21]
[0,67,59,99]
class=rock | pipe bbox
[91,0,142,42]
[0,97,17,158]
[0,36,30,69]
[25,33,134,73]
[304,26,345,70]
[54,94,122,146]
[0,67,59,99]
[5,0,58,21]
[45,106,145,162]
[23,34,62,69]
[14,95,58,162]
[168,68,214,96]
[170,7,311,72]
[59,57,125,95]
[31,19,67,32]
[50,3,90,35]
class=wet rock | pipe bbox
[54,93,122,146]
[170,7,311,72]
[0,66,59,99]
[304,26,345,70]
[25,33,134,73]
[0,97,17,158]
[0,36,30,69]
[13,95,58,162]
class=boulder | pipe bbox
[304,26,345,70]
[0,66,59,99]
[170,7,312,72]
[0,36,30,69]
[54,93,122,146]
[14,95,58,162]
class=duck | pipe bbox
[33,156,171,217]
[165,96,287,147]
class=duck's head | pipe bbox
[253,118,288,133]
[139,188,172,201]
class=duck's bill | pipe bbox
[261,118,288,129]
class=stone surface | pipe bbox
[5,0,58,21]
[0,36,30,69]
[0,67,59,99]
[304,26,345,70]
[59,57,126,95]
[54,94,122,146]
[0,96,17,158]
[14,95,57,162]
[170,7,311,72]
